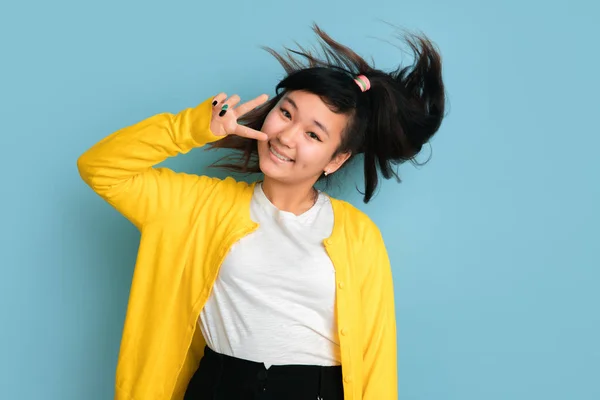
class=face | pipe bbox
[257,90,351,185]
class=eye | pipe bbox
[307,132,321,141]
[280,107,291,119]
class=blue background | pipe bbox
[1,0,598,399]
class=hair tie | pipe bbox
[354,74,371,92]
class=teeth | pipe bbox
[270,144,292,161]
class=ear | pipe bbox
[325,151,352,174]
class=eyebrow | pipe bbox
[283,97,330,138]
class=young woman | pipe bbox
[78,25,445,400]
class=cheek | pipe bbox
[260,111,280,136]
[296,145,333,168]
[257,116,274,154]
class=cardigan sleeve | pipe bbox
[77,97,223,229]
[361,225,399,399]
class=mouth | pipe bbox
[269,142,294,162]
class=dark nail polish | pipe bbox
[219,110,227,117]
[212,101,217,106]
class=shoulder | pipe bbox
[195,175,256,210]
[153,169,255,213]
[208,175,255,196]
[329,197,392,285]
[329,197,383,241]
[161,170,253,196]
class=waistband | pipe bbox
[202,345,343,399]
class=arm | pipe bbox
[361,227,399,399]
[77,97,222,228]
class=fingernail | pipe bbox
[219,110,227,117]
[212,100,217,106]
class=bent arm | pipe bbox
[77,97,222,228]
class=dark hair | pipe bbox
[208,23,446,203]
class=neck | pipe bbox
[261,176,318,216]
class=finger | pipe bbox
[218,94,241,117]
[212,92,228,106]
[235,94,270,117]
[234,124,268,141]
[225,94,241,108]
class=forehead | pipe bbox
[282,90,349,137]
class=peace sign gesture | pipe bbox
[210,93,269,141]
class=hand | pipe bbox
[210,93,269,141]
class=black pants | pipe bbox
[184,346,344,400]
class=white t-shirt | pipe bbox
[198,183,340,367]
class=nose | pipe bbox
[277,124,301,148]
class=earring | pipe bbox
[324,171,329,176]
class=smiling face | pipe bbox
[257,90,352,186]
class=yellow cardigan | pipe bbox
[77,97,398,400]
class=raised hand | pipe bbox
[210,93,269,141]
